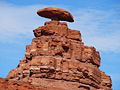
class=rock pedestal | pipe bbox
[6,21,112,90]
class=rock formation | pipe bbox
[0,78,46,90]
[1,7,112,90]
[37,7,74,22]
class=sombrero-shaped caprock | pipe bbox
[37,7,74,22]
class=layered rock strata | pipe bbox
[0,78,45,90]
[6,21,112,90]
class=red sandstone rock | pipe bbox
[6,21,112,90]
[37,7,74,22]
[67,29,81,40]
[0,78,46,90]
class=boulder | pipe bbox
[37,7,74,22]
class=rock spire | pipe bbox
[0,7,112,90]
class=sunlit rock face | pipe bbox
[6,20,112,90]
[37,7,74,22]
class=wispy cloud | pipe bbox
[70,9,120,53]
[0,1,70,43]
[0,1,48,43]
[0,1,120,52]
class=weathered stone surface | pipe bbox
[0,78,46,90]
[37,7,74,22]
[67,29,81,40]
[6,21,112,90]
[82,46,100,67]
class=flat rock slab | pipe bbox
[37,7,74,22]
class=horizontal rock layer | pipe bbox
[6,21,112,90]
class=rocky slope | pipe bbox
[1,21,112,90]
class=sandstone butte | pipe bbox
[0,7,112,90]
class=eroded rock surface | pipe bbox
[37,7,74,22]
[5,21,112,90]
[0,78,45,90]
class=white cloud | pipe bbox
[0,1,50,43]
[0,1,70,43]
[0,1,120,52]
[69,9,120,53]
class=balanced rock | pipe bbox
[0,7,112,90]
[37,7,74,22]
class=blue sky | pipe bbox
[0,0,120,89]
